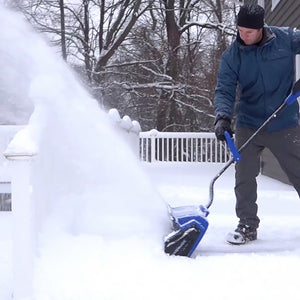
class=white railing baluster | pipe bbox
[140,138,144,161]
[176,138,179,162]
[180,138,183,162]
[190,138,193,162]
[214,138,217,162]
[166,138,169,162]
[145,138,149,162]
[205,138,208,162]
[156,138,159,161]
[200,138,203,162]
[171,138,174,162]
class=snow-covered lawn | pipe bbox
[1,163,300,300]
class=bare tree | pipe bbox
[155,0,236,131]
[13,0,239,132]
[94,0,147,75]
[96,0,237,132]
[15,1,152,78]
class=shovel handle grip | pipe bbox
[224,131,241,162]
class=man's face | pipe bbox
[238,26,263,45]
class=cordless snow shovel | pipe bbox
[164,78,300,257]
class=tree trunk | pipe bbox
[157,0,182,131]
[164,0,181,80]
[83,0,91,79]
[59,0,67,60]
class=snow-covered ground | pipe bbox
[1,3,300,300]
[1,164,300,300]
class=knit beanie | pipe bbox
[237,4,265,29]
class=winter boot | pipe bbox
[226,224,257,245]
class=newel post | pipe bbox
[149,129,158,163]
[4,129,38,300]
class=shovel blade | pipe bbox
[164,205,209,257]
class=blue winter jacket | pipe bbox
[215,26,300,131]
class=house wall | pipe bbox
[264,0,300,29]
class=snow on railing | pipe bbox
[108,108,141,156]
[139,130,230,163]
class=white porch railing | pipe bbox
[139,129,230,163]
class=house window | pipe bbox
[271,0,280,10]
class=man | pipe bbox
[214,4,300,244]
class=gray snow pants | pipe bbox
[234,126,300,229]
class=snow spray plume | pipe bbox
[0,4,168,243]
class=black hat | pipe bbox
[237,4,265,29]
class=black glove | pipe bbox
[214,118,233,141]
